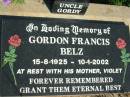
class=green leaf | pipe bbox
[122,59,128,63]
[10,59,16,63]
[4,58,8,63]
[125,53,130,57]
[10,49,16,54]
[1,62,6,68]
[1,57,9,69]
[121,48,126,55]
[121,55,125,59]
[125,53,130,58]
[121,53,130,59]
[5,52,10,57]
[127,59,130,62]
[11,54,17,58]
[9,46,14,51]
[1,64,6,69]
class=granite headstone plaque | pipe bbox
[44,0,89,15]
[0,16,130,96]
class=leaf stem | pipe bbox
[123,62,127,84]
[1,62,6,69]
[1,63,5,69]
[9,64,17,86]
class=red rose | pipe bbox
[8,34,21,48]
[116,38,126,49]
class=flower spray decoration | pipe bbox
[2,0,24,6]
[116,38,130,84]
[1,34,22,86]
